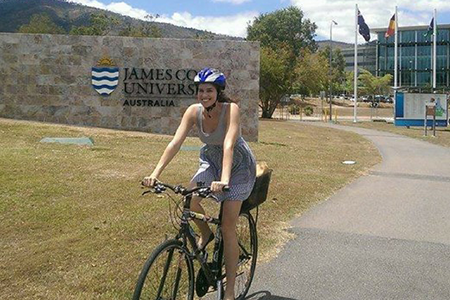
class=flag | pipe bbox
[358,10,370,42]
[385,14,395,38]
[424,17,434,37]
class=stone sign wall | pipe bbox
[0,33,260,141]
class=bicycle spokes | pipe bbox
[141,247,191,300]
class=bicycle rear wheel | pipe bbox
[133,239,194,300]
[234,212,258,300]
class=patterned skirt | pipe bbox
[191,137,256,202]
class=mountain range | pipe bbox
[0,0,240,40]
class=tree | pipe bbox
[259,47,292,118]
[247,6,317,57]
[293,49,328,96]
[358,69,393,98]
[319,46,346,94]
[341,71,354,95]
[18,13,66,34]
[119,14,162,38]
[70,13,119,36]
[247,6,318,118]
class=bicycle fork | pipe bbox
[216,280,223,300]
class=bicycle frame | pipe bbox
[176,194,226,289]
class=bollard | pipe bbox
[334,108,337,123]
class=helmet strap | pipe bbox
[205,99,217,118]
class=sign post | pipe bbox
[424,101,437,136]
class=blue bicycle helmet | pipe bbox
[194,68,226,90]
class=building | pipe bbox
[338,24,450,90]
[341,42,376,73]
[372,24,450,89]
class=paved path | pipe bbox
[248,123,450,300]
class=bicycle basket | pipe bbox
[241,168,272,212]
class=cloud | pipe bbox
[211,0,251,4]
[290,0,450,43]
[69,0,257,37]
[159,11,258,37]
[69,0,149,19]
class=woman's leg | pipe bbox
[189,182,213,249]
[221,200,242,300]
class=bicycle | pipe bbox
[132,182,258,300]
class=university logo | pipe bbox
[92,57,119,96]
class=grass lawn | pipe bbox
[0,118,380,299]
[341,120,450,148]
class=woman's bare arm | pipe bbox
[143,105,197,186]
[211,103,240,192]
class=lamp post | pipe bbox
[329,20,338,121]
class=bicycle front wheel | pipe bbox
[133,239,194,300]
[234,212,258,300]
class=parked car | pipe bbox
[385,95,394,103]
[374,95,385,102]
[350,95,365,102]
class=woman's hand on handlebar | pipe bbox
[142,174,159,187]
[210,181,229,193]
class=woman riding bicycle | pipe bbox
[142,68,256,300]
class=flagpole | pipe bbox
[433,9,437,89]
[394,6,398,89]
[354,4,358,123]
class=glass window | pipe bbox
[417,45,431,56]
[436,45,447,70]
[401,70,413,86]
[437,56,447,70]
[401,46,415,56]
[417,30,432,43]
[387,46,394,57]
[379,45,386,58]
[418,56,431,70]
[379,57,386,71]
[437,29,449,42]
[436,71,447,87]
[378,45,386,71]
[417,46,431,70]
[417,71,431,86]
[400,46,415,70]
[401,30,415,43]
[401,57,415,70]
[437,45,446,55]
[386,47,394,70]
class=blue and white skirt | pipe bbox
[191,137,256,202]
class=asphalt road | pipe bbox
[248,123,450,300]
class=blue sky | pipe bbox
[120,0,284,16]
[70,0,450,43]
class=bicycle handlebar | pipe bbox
[142,181,229,199]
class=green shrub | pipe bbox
[304,106,314,116]
[288,104,300,115]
